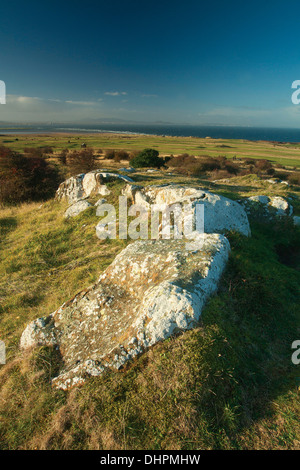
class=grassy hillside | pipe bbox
[0,170,300,449]
[0,158,299,449]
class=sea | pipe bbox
[1,124,300,143]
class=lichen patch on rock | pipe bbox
[20,235,230,390]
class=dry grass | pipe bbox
[0,171,299,450]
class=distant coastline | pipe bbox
[1,124,300,143]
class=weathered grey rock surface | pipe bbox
[122,184,251,236]
[240,195,293,218]
[56,171,134,204]
[64,199,92,218]
[20,235,230,390]
[266,178,289,186]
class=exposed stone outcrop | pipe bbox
[20,234,230,390]
[64,200,92,218]
[56,173,85,204]
[122,184,251,236]
[240,195,293,219]
[56,171,134,204]
[266,178,289,186]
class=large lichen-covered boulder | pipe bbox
[20,234,230,390]
[122,184,250,236]
[56,171,134,204]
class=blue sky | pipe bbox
[1,0,300,127]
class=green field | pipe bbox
[1,132,300,168]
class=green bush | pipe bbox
[130,148,164,168]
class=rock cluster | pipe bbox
[55,171,134,218]
[56,170,134,205]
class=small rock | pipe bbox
[269,196,292,216]
[64,200,92,218]
[119,168,136,173]
[240,195,293,218]
[266,178,289,186]
[94,198,107,207]
[293,215,300,226]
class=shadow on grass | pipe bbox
[0,214,298,449]
[209,184,262,199]
[196,219,300,447]
[63,219,299,451]
[0,217,17,241]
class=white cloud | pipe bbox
[3,94,300,127]
[10,95,42,104]
[104,91,127,96]
[195,105,300,127]
[141,94,158,98]
[0,94,104,122]
[65,100,97,106]
[200,106,270,118]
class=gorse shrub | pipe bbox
[223,160,239,174]
[66,148,96,175]
[0,146,61,204]
[288,171,300,185]
[40,146,54,154]
[244,158,255,165]
[167,153,191,167]
[23,147,53,158]
[168,154,240,177]
[255,159,273,171]
[114,150,129,162]
[198,157,221,172]
[24,147,44,158]
[128,150,140,160]
[58,148,69,165]
[274,171,288,181]
[104,149,115,160]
